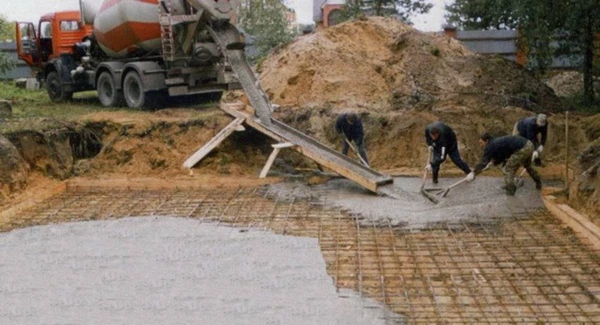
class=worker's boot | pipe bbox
[432,173,438,184]
[535,179,542,190]
[505,183,516,196]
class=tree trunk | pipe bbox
[582,15,595,105]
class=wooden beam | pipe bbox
[183,117,245,169]
[259,147,282,179]
[543,196,600,251]
[272,142,295,149]
[259,142,297,178]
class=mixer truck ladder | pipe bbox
[159,0,176,62]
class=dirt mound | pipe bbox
[545,71,600,98]
[0,135,29,202]
[569,114,600,218]
[82,108,273,179]
[259,17,560,113]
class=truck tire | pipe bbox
[123,71,147,109]
[97,72,123,107]
[46,71,73,103]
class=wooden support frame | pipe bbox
[259,142,296,178]
[220,103,391,192]
[183,117,245,169]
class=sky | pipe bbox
[2,0,451,32]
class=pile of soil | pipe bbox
[76,108,273,179]
[545,71,600,98]
[260,17,560,113]
[569,114,600,219]
[0,135,29,202]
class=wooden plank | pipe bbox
[543,196,600,251]
[259,147,281,178]
[182,117,245,169]
[272,142,295,149]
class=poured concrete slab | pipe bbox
[269,176,545,229]
[0,217,400,324]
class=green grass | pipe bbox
[0,81,129,120]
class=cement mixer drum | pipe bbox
[92,0,185,58]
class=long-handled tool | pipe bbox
[344,137,369,167]
[420,147,443,203]
[440,164,490,198]
[420,146,433,191]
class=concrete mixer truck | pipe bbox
[15,0,269,110]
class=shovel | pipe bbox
[344,137,370,167]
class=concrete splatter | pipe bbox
[268,176,545,229]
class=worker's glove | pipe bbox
[532,151,540,160]
[466,172,475,182]
[424,164,432,171]
[427,146,433,152]
[537,145,544,153]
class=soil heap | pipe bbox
[259,17,560,113]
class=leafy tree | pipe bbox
[446,0,600,106]
[238,0,296,61]
[341,0,432,23]
[0,14,14,41]
[0,14,15,75]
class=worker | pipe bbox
[512,113,548,165]
[335,112,369,166]
[470,132,542,196]
[424,121,473,184]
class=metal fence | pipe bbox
[453,29,581,69]
[0,41,33,80]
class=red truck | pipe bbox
[16,0,242,108]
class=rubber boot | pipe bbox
[432,172,438,184]
[535,179,542,190]
[505,183,516,196]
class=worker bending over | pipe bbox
[424,121,473,184]
[335,112,369,166]
[470,133,542,196]
[513,113,548,164]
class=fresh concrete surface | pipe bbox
[270,176,545,229]
[0,217,399,324]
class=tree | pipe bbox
[342,0,432,23]
[0,14,13,41]
[238,0,296,61]
[446,0,600,106]
[0,14,15,75]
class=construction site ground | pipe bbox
[2,17,600,324]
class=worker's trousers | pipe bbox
[503,141,542,195]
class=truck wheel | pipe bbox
[123,71,146,109]
[46,71,73,103]
[97,72,123,107]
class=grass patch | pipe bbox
[1,81,148,120]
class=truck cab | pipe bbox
[16,11,92,101]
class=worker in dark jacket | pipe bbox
[335,112,369,166]
[513,113,548,164]
[425,122,473,184]
[471,133,542,196]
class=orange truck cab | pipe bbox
[16,11,92,100]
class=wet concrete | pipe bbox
[269,176,545,229]
[0,217,399,324]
